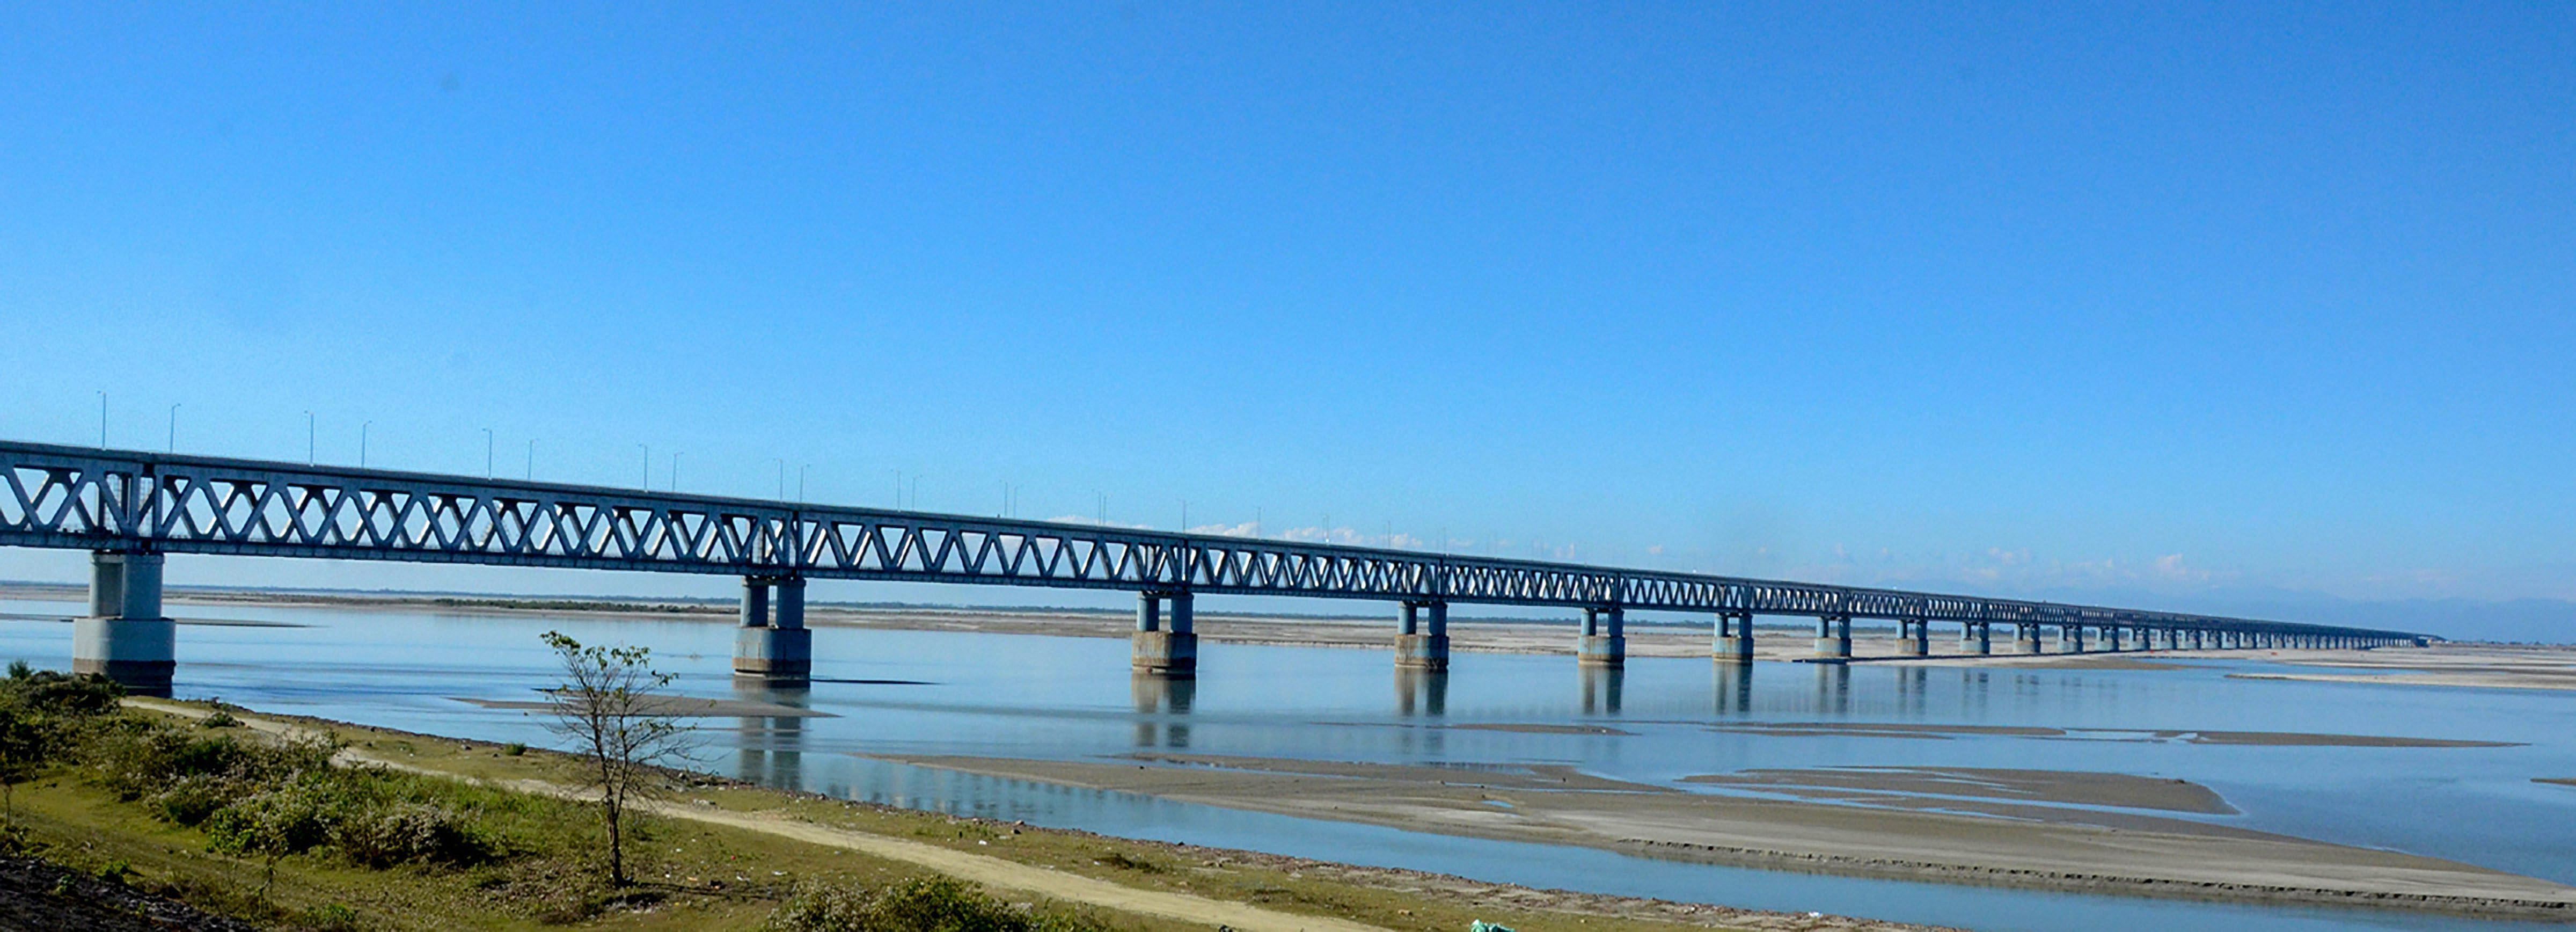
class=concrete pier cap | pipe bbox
[733,575,812,680]
[1132,590,1197,677]
[1395,600,1450,672]
[1715,611,1754,663]
[1578,606,1626,667]
[75,551,175,696]
[1813,615,1851,659]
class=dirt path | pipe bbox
[128,699,1386,932]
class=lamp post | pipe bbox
[639,445,649,490]
[167,403,180,453]
[97,392,107,448]
[360,421,371,467]
[482,428,494,478]
[305,411,316,464]
[670,452,683,492]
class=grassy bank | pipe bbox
[0,675,1858,931]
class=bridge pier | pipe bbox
[2106,624,2126,652]
[1396,600,1450,671]
[2058,624,2087,653]
[1901,617,1929,657]
[1813,615,1851,659]
[1578,607,1626,667]
[75,551,174,696]
[1715,611,1754,663]
[1133,591,1197,676]
[734,576,812,680]
[1963,621,1992,656]
[2016,623,2042,654]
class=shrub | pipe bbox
[204,783,335,858]
[152,775,236,826]
[763,877,1113,932]
[330,800,494,868]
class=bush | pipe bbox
[204,782,335,857]
[330,800,493,868]
[764,877,1113,932]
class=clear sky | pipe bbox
[3,4,2570,636]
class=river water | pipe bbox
[4,599,2570,932]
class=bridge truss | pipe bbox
[0,441,2424,641]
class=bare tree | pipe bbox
[540,630,694,887]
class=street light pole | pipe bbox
[360,421,371,467]
[482,428,494,478]
[97,392,107,449]
[167,403,180,453]
[305,411,316,464]
[671,452,683,492]
[639,445,649,490]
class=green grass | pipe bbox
[72,700,1752,932]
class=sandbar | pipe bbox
[867,751,2576,917]
[1682,766,2234,814]
[1701,720,2519,748]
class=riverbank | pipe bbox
[35,695,1958,932]
[863,751,2576,920]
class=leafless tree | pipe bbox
[540,630,695,887]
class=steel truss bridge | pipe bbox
[0,439,2428,652]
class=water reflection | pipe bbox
[1578,665,1623,716]
[1714,661,1754,716]
[1130,673,1194,748]
[730,679,808,792]
[1395,668,1448,717]
[1813,662,1850,715]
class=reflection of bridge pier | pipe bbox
[1131,674,1194,748]
[75,551,174,697]
[1578,665,1623,716]
[1814,663,1850,715]
[731,679,809,791]
[1714,660,1753,716]
[1395,667,1447,717]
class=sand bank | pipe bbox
[868,752,2576,918]
[1699,720,2518,748]
[1682,766,2233,814]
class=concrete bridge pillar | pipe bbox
[1396,600,1450,671]
[1813,615,1851,659]
[75,551,174,696]
[1715,611,1754,663]
[1579,607,1626,667]
[1963,621,1992,656]
[1133,590,1197,676]
[1901,617,1929,657]
[2016,623,2042,654]
[734,576,812,680]
[2059,624,2087,654]
[2106,625,2126,652]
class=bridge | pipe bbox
[0,439,2429,692]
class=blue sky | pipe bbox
[2,4,2570,636]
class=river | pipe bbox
[4,598,2570,932]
